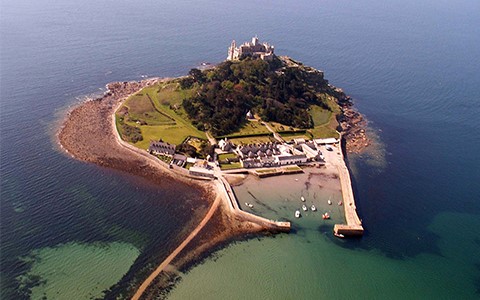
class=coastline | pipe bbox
[57,78,275,298]
[57,74,369,298]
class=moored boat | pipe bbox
[295,210,301,218]
[322,212,330,219]
[302,204,308,211]
[311,204,317,211]
[334,232,345,238]
[301,196,305,202]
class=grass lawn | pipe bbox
[255,168,278,174]
[307,100,341,139]
[284,165,302,171]
[268,121,299,132]
[281,134,312,142]
[309,105,331,127]
[229,135,275,145]
[218,153,238,161]
[224,120,271,137]
[220,162,242,170]
[123,94,175,126]
[308,126,339,139]
[116,81,206,149]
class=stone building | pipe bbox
[148,140,176,156]
[227,36,275,61]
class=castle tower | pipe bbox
[227,40,236,60]
[252,35,258,46]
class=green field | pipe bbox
[116,81,207,149]
[266,103,339,140]
[122,94,175,126]
[309,105,331,127]
[229,135,275,145]
[218,153,238,161]
[268,121,298,132]
[284,165,302,171]
[255,168,278,174]
[219,162,242,170]
[223,121,270,137]
[281,134,313,142]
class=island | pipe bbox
[58,36,367,299]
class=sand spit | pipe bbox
[57,78,273,299]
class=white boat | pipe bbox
[322,212,330,219]
[334,232,345,238]
[302,204,308,211]
[301,196,305,202]
[245,202,254,208]
[327,198,332,205]
[295,210,301,218]
[311,204,317,211]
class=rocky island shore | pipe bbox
[329,87,370,154]
[57,52,371,298]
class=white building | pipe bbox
[275,154,308,166]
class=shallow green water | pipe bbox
[17,242,139,299]
[169,205,479,299]
[2,0,479,298]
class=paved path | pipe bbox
[206,132,217,145]
[262,122,285,143]
[131,194,221,300]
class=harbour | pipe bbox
[1,0,479,298]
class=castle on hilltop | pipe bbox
[227,36,275,61]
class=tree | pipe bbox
[189,68,206,84]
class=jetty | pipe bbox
[332,138,364,236]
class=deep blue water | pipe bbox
[1,0,479,298]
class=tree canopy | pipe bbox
[183,56,331,136]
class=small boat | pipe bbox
[245,202,254,208]
[327,198,332,205]
[301,196,305,202]
[302,204,308,211]
[338,201,343,206]
[295,210,301,218]
[334,232,345,238]
[322,212,330,219]
[295,178,299,181]
[311,204,317,211]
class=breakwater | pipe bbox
[333,138,364,236]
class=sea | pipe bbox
[1,0,479,299]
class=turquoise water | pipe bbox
[169,213,480,299]
[169,171,480,299]
[1,0,479,298]
[17,242,139,299]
